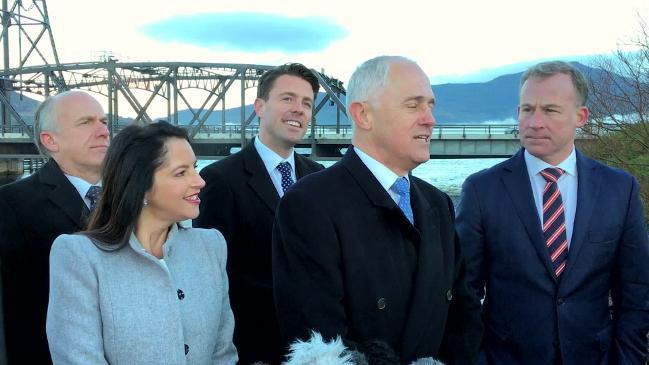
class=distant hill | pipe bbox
[171,62,616,126]
[432,62,620,124]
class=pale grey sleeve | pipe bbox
[46,235,108,365]
[207,229,238,364]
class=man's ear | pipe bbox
[254,98,265,119]
[39,131,59,154]
[576,106,589,128]
[349,101,372,131]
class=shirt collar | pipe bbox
[254,136,296,171]
[524,148,577,177]
[354,146,409,192]
[64,174,102,198]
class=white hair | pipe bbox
[345,55,417,114]
[32,90,94,156]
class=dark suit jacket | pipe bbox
[272,147,483,365]
[193,141,323,365]
[0,159,88,364]
[456,149,649,365]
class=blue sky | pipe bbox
[141,13,347,53]
[33,0,649,84]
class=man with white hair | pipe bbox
[0,90,109,364]
[273,56,483,364]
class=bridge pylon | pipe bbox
[1,0,64,134]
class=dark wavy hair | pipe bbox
[84,121,189,249]
[257,63,320,101]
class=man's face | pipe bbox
[518,73,588,165]
[255,74,314,155]
[45,92,109,178]
[365,62,436,175]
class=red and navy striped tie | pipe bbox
[540,167,568,278]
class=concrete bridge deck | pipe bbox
[1,124,525,159]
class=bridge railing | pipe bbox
[1,123,523,138]
[0,125,34,136]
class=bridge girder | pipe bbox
[0,61,348,141]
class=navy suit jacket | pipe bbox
[0,159,88,364]
[193,141,323,365]
[456,149,649,365]
[273,147,483,364]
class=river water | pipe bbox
[198,157,507,200]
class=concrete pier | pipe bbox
[0,158,21,175]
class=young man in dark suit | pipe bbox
[272,56,483,364]
[0,90,109,364]
[456,61,649,365]
[194,63,323,364]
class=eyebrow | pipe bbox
[520,103,563,109]
[278,91,313,102]
[76,115,108,123]
[404,95,436,105]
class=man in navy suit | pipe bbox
[273,56,483,364]
[0,90,109,364]
[456,61,649,365]
[194,63,323,364]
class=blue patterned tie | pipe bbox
[85,185,101,211]
[277,162,295,194]
[391,177,414,224]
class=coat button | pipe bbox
[184,344,189,355]
[446,290,453,301]
[376,297,386,310]
[177,289,185,300]
[557,298,565,305]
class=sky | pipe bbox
[15,0,641,86]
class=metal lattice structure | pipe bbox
[0,0,347,147]
[0,61,347,143]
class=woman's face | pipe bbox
[145,138,205,224]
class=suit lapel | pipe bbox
[242,142,280,213]
[501,150,558,282]
[294,153,318,179]
[399,178,442,355]
[561,151,600,280]
[341,148,419,237]
[38,159,86,229]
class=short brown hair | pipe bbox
[521,61,588,106]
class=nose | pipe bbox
[526,110,544,129]
[290,101,306,115]
[421,111,436,127]
[194,172,206,189]
[95,119,109,137]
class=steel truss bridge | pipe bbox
[0,60,348,146]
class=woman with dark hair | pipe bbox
[46,121,238,364]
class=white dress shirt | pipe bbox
[524,149,578,248]
[354,146,410,205]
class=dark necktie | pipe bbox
[391,177,414,224]
[86,185,101,211]
[540,168,568,278]
[277,162,295,194]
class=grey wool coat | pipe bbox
[46,225,238,365]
